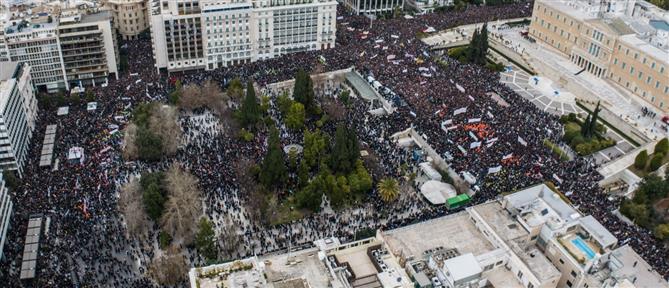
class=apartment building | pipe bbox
[0,62,38,176]
[1,3,118,92]
[4,20,68,92]
[0,171,12,261]
[104,0,150,39]
[149,0,336,72]
[529,0,669,112]
[342,0,403,15]
[58,10,119,87]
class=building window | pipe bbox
[528,283,534,288]
[517,271,523,279]
[570,270,577,277]
[567,280,573,287]
[559,258,564,264]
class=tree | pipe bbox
[304,129,328,168]
[179,84,203,110]
[330,124,359,174]
[136,126,163,161]
[293,69,316,115]
[226,77,244,101]
[285,102,305,130]
[348,160,373,196]
[298,161,310,188]
[141,172,166,221]
[655,138,669,155]
[581,102,601,139]
[648,153,664,172]
[655,224,669,240]
[277,91,293,115]
[119,177,150,238]
[148,245,188,286]
[377,178,400,202]
[195,217,218,261]
[148,104,181,156]
[70,93,81,106]
[2,170,19,191]
[634,150,649,170]
[85,90,95,102]
[169,80,182,105]
[160,163,202,245]
[159,231,172,249]
[636,174,669,201]
[260,126,288,189]
[239,81,260,128]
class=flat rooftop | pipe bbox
[333,247,377,278]
[382,211,494,259]
[263,248,331,288]
[472,202,527,241]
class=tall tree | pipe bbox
[240,81,260,128]
[292,69,316,115]
[330,124,359,174]
[194,217,218,261]
[160,163,202,245]
[260,125,288,189]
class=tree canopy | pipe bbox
[260,125,288,189]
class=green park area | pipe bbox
[620,170,669,241]
[559,103,616,156]
[446,23,506,72]
[632,138,669,177]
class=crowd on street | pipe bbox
[1,2,667,287]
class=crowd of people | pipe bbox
[1,2,667,287]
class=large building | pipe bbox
[58,10,119,87]
[149,0,337,72]
[0,171,13,261]
[529,0,669,112]
[342,0,404,15]
[0,62,38,176]
[1,3,119,92]
[103,0,150,39]
[189,184,668,288]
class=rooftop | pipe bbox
[504,184,581,229]
[472,201,527,241]
[382,212,495,259]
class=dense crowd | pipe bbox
[1,2,667,287]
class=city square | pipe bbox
[0,0,668,287]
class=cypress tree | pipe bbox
[240,80,260,128]
[260,125,288,189]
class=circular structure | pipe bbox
[420,180,457,205]
[284,144,303,154]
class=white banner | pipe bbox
[456,84,465,93]
[453,107,467,116]
[488,166,502,174]
[518,136,527,146]
[502,153,513,160]
[468,118,482,123]
[469,131,479,141]
[470,141,482,149]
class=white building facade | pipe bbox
[0,171,13,260]
[342,0,403,15]
[150,0,336,72]
[0,62,38,176]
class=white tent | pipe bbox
[68,147,85,164]
[420,180,457,205]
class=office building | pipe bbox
[58,10,119,87]
[529,0,669,112]
[0,62,38,176]
[104,0,150,39]
[343,0,404,15]
[149,0,337,72]
[1,2,119,92]
[0,171,12,261]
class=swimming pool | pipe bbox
[572,236,596,260]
